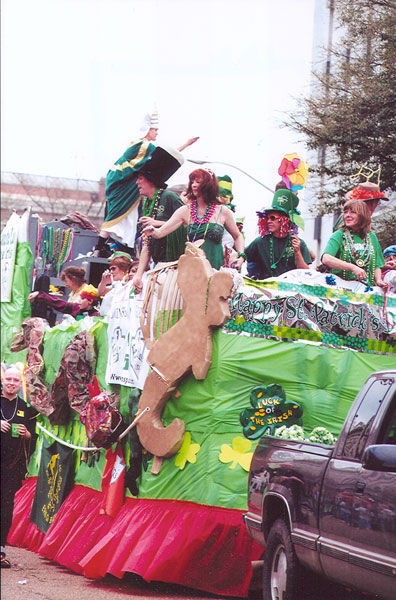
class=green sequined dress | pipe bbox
[187,222,225,269]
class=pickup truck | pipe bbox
[244,369,396,600]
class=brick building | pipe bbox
[1,172,106,231]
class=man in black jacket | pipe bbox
[1,367,38,568]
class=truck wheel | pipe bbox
[262,519,300,600]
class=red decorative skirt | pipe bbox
[8,478,262,597]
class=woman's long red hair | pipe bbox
[185,169,219,205]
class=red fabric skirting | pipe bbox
[9,479,263,597]
[38,485,115,573]
[7,477,44,552]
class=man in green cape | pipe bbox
[94,110,197,256]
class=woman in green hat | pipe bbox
[244,189,312,279]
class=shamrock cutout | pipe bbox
[175,432,200,470]
[219,436,253,471]
[240,383,303,439]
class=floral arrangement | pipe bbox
[274,424,336,445]
[278,153,309,192]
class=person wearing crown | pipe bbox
[94,110,198,257]
[141,168,245,271]
[333,181,388,231]
[243,189,312,280]
[322,199,387,289]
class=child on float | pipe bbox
[381,245,396,292]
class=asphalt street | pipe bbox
[1,546,226,600]
[1,546,382,600]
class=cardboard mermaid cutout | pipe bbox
[137,243,233,469]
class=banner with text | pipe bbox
[225,271,396,354]
[105,281,149,389]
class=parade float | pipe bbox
[1,209,395,597]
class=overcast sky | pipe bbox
[1,0,317,236]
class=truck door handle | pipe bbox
[355,481,366,493]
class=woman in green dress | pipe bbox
[141,168,245,270]
[322,199,387,289]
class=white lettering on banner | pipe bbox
[105,281,149,389]
[0,213,19,302]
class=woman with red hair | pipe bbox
[142,168,245,269]
[244,189,312,280]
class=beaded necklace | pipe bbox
[341,230,375,284]
[54,229,62,264]
[269,234,294,270]
[142,188,162,217]
[143,189,164,248]
[48,227,55,262]
[56,229,74,273]
[188,199,217,243]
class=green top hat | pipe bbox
[269,189,300,220]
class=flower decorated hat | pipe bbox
[345,181,388,202]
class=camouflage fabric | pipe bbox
[10,320,96,425]
[11,317,53,417]
[49,331,96,425]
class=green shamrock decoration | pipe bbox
[240,383,303,439]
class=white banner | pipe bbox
[0,212,20,302]
[105,281,149,389]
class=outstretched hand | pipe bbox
[178,137,199,152]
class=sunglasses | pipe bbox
[267,214,282,221]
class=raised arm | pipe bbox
[178,137,199,152]
[97,269,113,296]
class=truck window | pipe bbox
[342,379,393,460]
[377,395,396,445]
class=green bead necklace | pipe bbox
[142,188,163,217]
[269,234,294,270]
[341,230,375,284]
